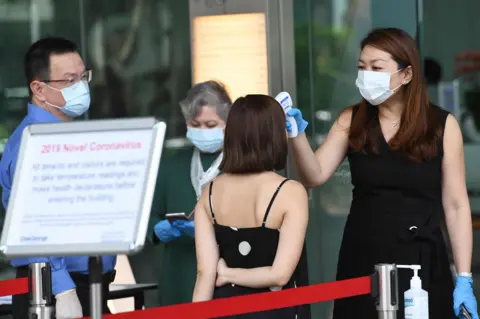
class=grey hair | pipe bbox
[179,80,232,121]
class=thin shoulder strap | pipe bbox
[208,181,217,224]
[262,179,290,227]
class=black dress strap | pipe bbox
[208,181,217,224]
[262,179,289,227]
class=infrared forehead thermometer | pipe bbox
[275,92,298,138]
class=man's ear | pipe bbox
[30,80,46,102]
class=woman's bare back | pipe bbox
[205,172,299,230]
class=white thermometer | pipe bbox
[275,91,298,138]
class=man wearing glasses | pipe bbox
[0,37,116,319]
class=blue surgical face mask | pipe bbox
[45,80,91,117]
[186,127,224,153]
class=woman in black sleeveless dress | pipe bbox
[192,94,309,318]
[287,28,478,318]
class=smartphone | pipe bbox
[461,305,472,319]
[165,212,192,223]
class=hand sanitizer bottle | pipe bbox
[399,265,429,319]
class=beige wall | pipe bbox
[108,255,136,313]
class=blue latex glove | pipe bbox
[454,276,479,319]
[154,220,182,243]
[173,220,195,238]
[287,109,309,135]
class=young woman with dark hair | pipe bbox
[192,94,308,318]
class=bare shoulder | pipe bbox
[332,106,354,132]
[284,179,308,195]
[265,174,308,199]
[339,105,354,119]
[277,179,308,221]
[278,179,308,203]
[198,179,215,210]
[444,113,461,132]
[443,114,463,148]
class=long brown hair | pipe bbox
[349,28,442,162]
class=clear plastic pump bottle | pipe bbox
[398,265,429,319]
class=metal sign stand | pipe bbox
[89,256,103,319]
[28,262,54,319]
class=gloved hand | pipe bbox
[154,220,182,242]
[286,109,309,136]
[454,276,479,319]
[173,220,195,238]
[55,289,83,319]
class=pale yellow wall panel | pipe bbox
[192,13,269,101]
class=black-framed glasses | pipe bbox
[43,69,92,85]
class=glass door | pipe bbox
[420,0,480,292]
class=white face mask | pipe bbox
[355,69,404,105]
[45,80,91,117]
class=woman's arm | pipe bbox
[442,114,472,273]
[290,108,352,188]
[192,191,219,302]
[216,182,308,288]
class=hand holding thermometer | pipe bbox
[275,92,298,138]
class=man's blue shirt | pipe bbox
[0,104,116,295]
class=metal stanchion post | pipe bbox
[89,256,103,319]
[28,262,54,319]
[372,264,399,319]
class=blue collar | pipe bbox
[27,104,62,123]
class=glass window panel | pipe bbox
[0,0,86,281]
[0,0,191,305]
[83,0,192,143]
[422,0,480,292]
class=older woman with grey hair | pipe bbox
[148,80,232,306]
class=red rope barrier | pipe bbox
[92,276,371,319]
[0,277,28,297]
[0,275,371,318]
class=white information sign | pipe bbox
[0,118,166,257]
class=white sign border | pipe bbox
[0,117,166,257]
